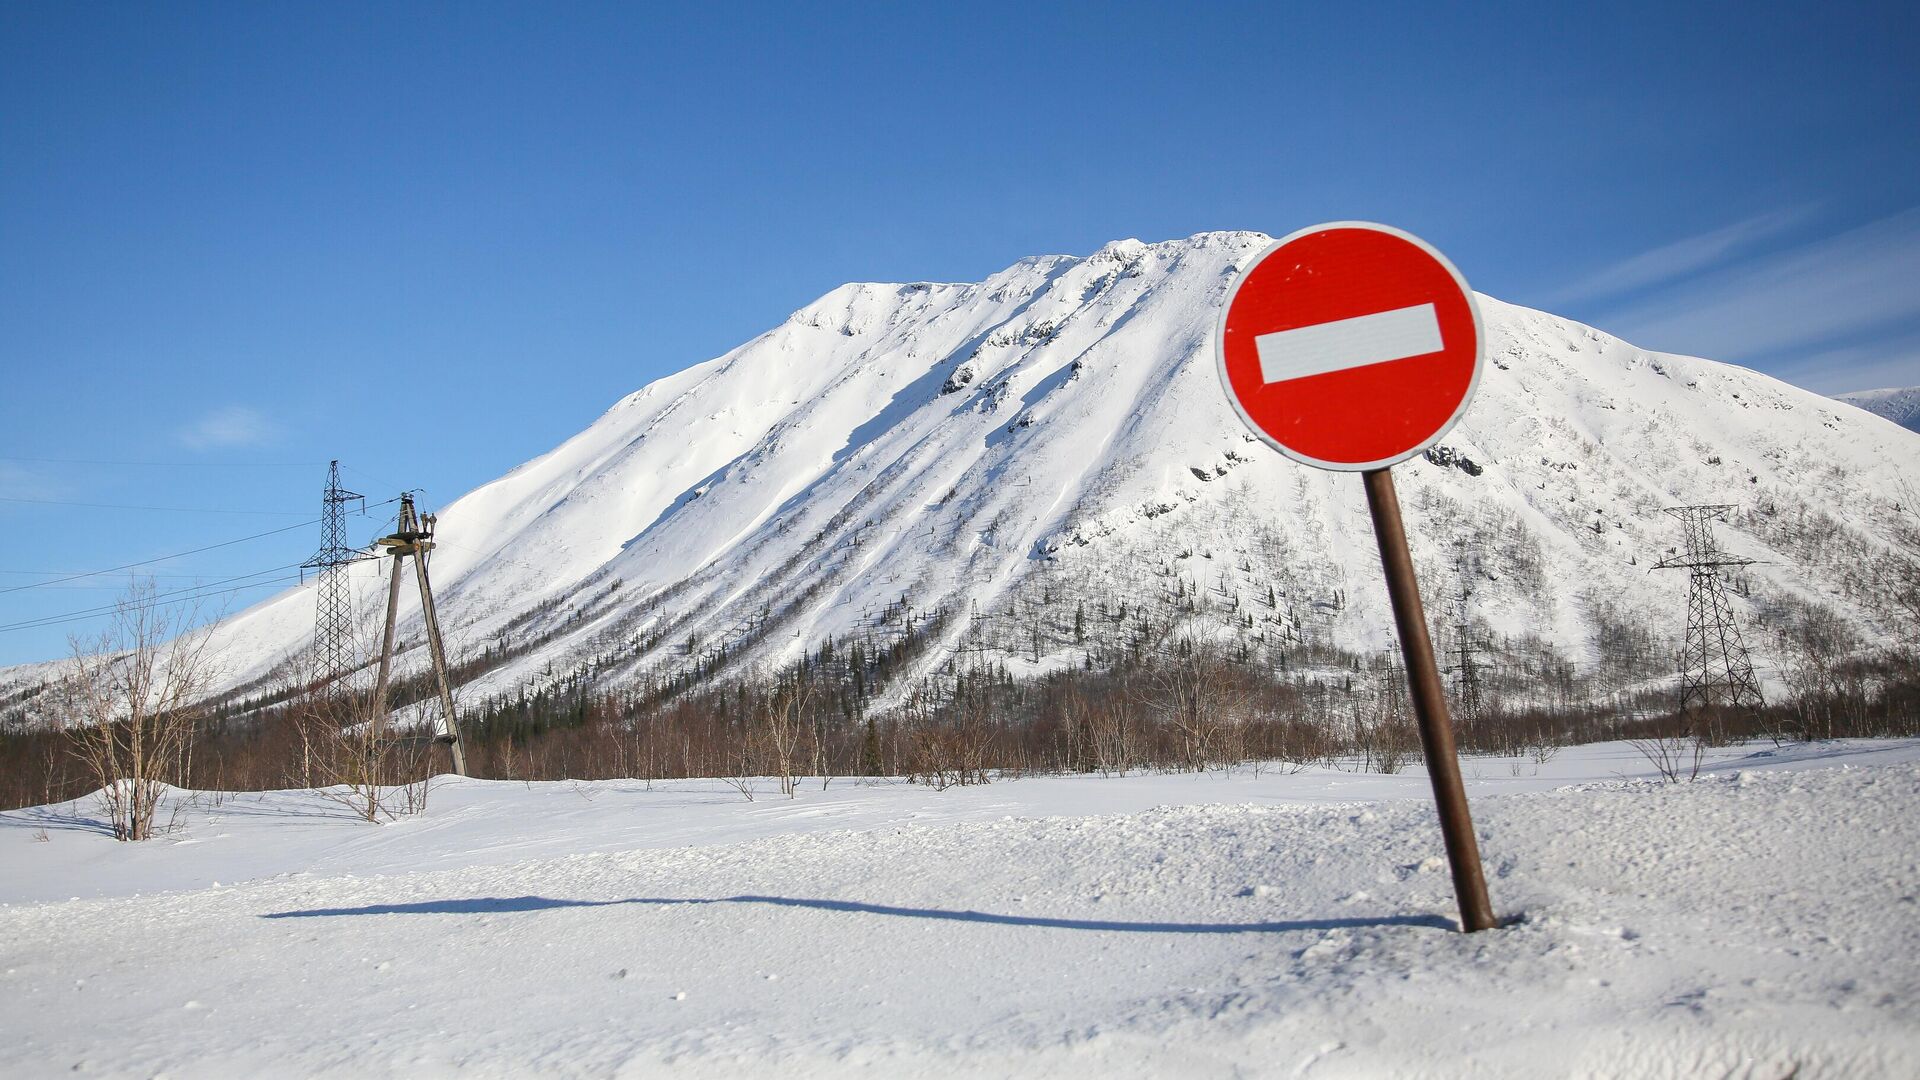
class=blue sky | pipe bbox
[2,1,1916,665]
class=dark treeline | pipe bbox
[6,633,1918,811]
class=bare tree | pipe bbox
[59,581,223,841]
[759,670,815,798]
[897,678,995,790]
[293,658,435,822]
[1087,686,1138,776]
[808,669,835,791]
[1137,634,1250,771]
[720,712,759,802]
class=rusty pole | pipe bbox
[1363,468,1497,932]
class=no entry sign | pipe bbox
[1216,222,1483,471]
[1215,221,1498,933]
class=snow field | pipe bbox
[3,740,1919,1077]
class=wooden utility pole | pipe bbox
[369,493,468,776]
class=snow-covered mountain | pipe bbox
[7,231,1918,715]
[1836,386,1920,434]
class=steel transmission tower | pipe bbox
[300,460,366,688]
[1654,505,1764,717]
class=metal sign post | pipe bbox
[1363,468,1496,931]
[1216,221,1497,932]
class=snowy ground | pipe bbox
[4,740,1918,1078]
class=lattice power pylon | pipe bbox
[300,460,365,689]
[1449,541,1493,730]
[1654,505,1764,717]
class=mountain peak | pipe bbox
[7,235,1915,721]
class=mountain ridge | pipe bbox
[1835,385,1920,433]
[5,231,1916,722]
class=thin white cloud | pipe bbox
[1764,329,1920,397]
[0,462,54,500]
[178,405,277,450]
[1592,207,1920,367]
[1545,205,1814,307]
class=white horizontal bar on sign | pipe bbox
[1254,302,1444,385]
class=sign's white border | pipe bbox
[1213,220,1485,473]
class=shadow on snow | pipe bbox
[261,893,1454,933]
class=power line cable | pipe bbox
[0,564,309,632]
[0,565,304,631]
[0,583,220,591]
[0,520,315,595]
[340,462,410,496]
[0,569,233,579]
[0,560,307,588]
[0,495,399,596]
[0,573,308,635]
[0,456,323,467]
[0,495,309,516]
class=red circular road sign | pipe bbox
[1215,222,1483,471]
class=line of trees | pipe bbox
[6,583,1918,820]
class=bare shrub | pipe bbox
[901,681,994,789]
[274,632,441,822]
[1628,713,1705,783]
[59,581,222,841]
[1136,635,1250,771]
[303,692,437,821]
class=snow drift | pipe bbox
[4,740,1919,1077]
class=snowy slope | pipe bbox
[1837,385,1920,433]
[4,740,1919,1077]
[6,232,1918,714]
